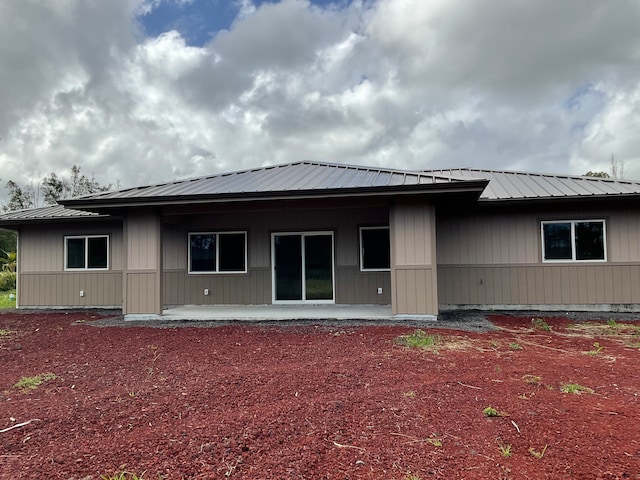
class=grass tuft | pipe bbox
[100,472,146,480]
[397,329,440,350]
[529,445,548,459]
[13,373,57,390]
[560,383,594,394]
[497,439,513,458]
[531,318,551,331]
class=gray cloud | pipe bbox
[1,0,640,205]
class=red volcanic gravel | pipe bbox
[1,311,639,479]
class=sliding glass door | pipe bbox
[272,232,334,303]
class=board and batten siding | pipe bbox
[437,207,640,308]
[390,199,438,315]
[124,211,162,314]
[161,202,391,306]
[17,222,123,307]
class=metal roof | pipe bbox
[0,204,104,225]
[424,168,640,201]
[61,161,484,207]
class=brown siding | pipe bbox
[18,272,122,307]
[20,222,124,272]
[437,206,640,307]
[438,264,640,306]
[16,221,123,307]
[124,211,162,314]
[390,199,438,315]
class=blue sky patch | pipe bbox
[138,0,351,47]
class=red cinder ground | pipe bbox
[1,312,639,479]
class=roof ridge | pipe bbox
[71,160,462,201]
[424,167,640,185]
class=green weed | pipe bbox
[560,383,594,394]
[427,434,443,447]
[585,342,604,355]
[397,330,440,350]
[529,445,548,459]
[508,342,523,350]
[483,406,503,417]
[522,374,541,384]
[532,318,551,331]
[0,328,15,336]
[404,475,422,480]
[13,373,57,390]
[100,472,146,480]
[497,439,513,458]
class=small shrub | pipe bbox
[532,318,551,331]
[560,383,593,394]
[0,271,16,291]
[14,373,57,390]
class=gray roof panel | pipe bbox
[424,168,640,201]
[0,204,105,223]
[62,161,476,207]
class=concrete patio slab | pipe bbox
[124,304,437,322]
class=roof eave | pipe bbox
[0,214,115,228]
[60,180,490,211]
[477,192,640,205]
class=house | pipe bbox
[1,161,640,320]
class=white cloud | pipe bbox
[1,0,640,204]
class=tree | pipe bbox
[41,165,111,203]
[584,171,610,178]
[3,180,36,211]
[0,231,17,258]
[3,165,111,212]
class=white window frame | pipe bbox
[64,235,110,271]
[188,231,248,274]
[360,226,391,272]
[541,219,607,263]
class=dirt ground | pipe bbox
[0,311,639,479]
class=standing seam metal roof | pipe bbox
[62,161,475,204]
[424,168,640,200]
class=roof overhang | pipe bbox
[59,179,490,213]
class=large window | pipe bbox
[360,226,390,271]
[189,232,247,273]
[541,220,606,262]
[65,235,109,270]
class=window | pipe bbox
[65,235,109,270]
[541,220,606,262]
[189,232,247,273]
[360,226,390,271]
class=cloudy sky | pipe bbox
[1,0,640,199]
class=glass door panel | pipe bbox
[272,232,334,303]
[304,235,333,300]
[274,234,302,301]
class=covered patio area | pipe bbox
[124,304,437,322]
